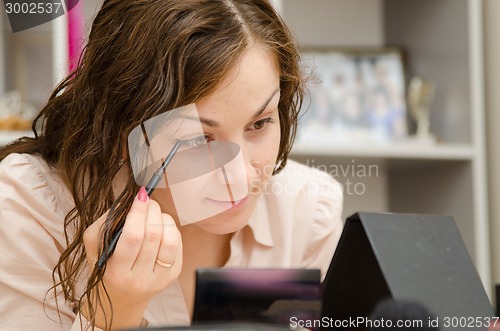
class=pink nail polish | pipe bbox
[138,187,148,202]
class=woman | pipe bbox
[0,0,343,330]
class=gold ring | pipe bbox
[155,258,174,268]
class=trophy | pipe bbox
[407,77,436,141]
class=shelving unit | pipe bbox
[0,12,60,109]
[0,10,5,94]
[0,8,66,144]
[283,0,491,297]
[0,1,95,145]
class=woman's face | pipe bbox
[153,45,281,234]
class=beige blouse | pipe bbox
[0,153,343,330]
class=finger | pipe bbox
[132,199,164,271]
[154,213,181,273]
[83,210,109,267]
[111,189,149,269]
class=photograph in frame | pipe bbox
[298,48,408,145]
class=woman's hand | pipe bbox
[83,187,182,329]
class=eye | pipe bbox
[177,135,210,149]
[248,117,274,132]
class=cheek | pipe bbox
[269,120,281,162]
[255,125,281,180]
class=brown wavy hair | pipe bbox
[0,0,305,329]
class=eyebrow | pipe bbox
[198,88,280,128]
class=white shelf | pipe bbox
[292,140,473,160]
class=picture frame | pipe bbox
[298,47,408,145]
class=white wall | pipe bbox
[0,11,5,94]
[282,0,384,47]
[484,0,500,287]
[269,0,283,14]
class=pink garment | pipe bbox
[67,1,84,72]
[0,153,343,330]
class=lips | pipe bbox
[207,195,248,209]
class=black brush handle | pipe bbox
[96,141,181,269]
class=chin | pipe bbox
[195,219,247,235]
[192,196,257,234]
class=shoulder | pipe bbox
[0,154,78,328]
[1,152,53,174]
[261,160,343,232]
[0,153,47,195]
[0,153,71,242]
[1,152,50,179]
[256,160,344,276]
[0,153,61,200]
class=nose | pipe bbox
[212,142,252,201]
[214,146,251,187]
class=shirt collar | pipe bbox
[244,193,274,247]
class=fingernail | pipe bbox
[138,187,148,202]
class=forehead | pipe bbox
[196,45,280,113]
